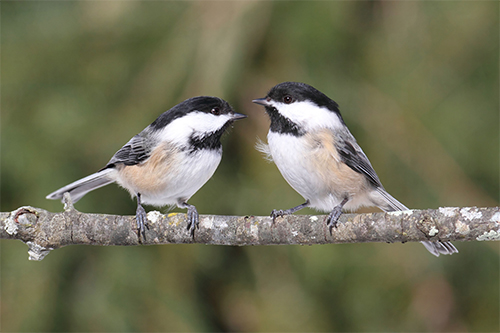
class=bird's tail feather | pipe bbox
[46,169,114,204]
[375,188,458,257]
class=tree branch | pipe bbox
[2,202,499,260]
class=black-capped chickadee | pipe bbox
[253,82,457,257]
[47,96,246,239]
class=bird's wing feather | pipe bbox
[103,133,152,169]
[336,136,383,188]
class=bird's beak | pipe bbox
[252,98,270,106]
[231,112,247,120]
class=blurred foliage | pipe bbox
[1,1,499,332]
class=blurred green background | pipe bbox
[2,1,499,331]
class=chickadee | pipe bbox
[46,96,246,239]
[253,82,457,257]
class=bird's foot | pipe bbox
[186,205,199,238]
[270,209,289,223]
[326,206,343,235]
[270,201,310,223]
[136,204,149,241]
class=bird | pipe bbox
[253,81,457,257]
[46,96,246,239]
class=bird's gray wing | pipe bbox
[335,131,458,257]
[336,134,383,188]
[103,133,153,169]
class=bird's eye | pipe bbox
[283,95,293,104]
[211,107,221,115]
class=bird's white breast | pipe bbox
[114,142,222,207]
[146,149,222,206]
[171,149,222,202]
[267,130,371,212]
[267,132,328,205]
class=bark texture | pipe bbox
[2,203,499,260]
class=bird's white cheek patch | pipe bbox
[155,112,231,146]
[272,101,344,131]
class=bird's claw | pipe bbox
[136,205,149,241]
[326,206,343,235]
[270,209,286,223]
[186,206,199,238]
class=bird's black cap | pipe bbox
[262,82,342,115]
[151,96,241,131]
[253,82,344,135]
